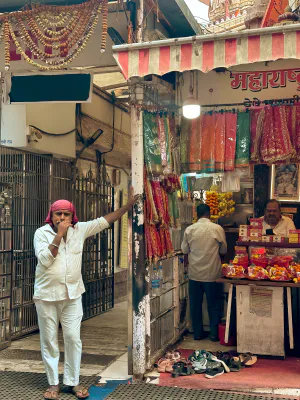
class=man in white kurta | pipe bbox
[34,191,137,400]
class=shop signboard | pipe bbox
[230,68,300,92]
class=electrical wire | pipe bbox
[29,125,77,136]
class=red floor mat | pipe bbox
[159,349,300,390]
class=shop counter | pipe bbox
[216,278,300,357]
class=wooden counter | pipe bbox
[217,277,300,288]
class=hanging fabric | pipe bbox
[180,117,191,173]
[250,109,262,163]
[145,222,163,261]
[143,112,162,175]
[260,106,295,163]
[157,115,168,167]
[144,171,159,225]
[163,116,172,174]
[188,117,201,172]
[290,105,300,162]
[235,111,250,167]
[215,112,226,172]
[224,111,237,171]
[201,113,216,173]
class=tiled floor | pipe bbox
[180,333,237,352]
[0,301,128,377]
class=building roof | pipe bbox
[113,23,300,79]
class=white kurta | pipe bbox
[33,217,110,301]
[33,217,110,386]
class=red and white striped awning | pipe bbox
[113,25,300,80]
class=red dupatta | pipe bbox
[260,106,295,163]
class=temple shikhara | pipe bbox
[207,0,256,33]
[206,0,300,33]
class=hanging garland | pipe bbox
[0,0,108,71]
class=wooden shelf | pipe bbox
[217,277,300,288]
[236,241,300,249]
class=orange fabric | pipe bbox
[215,112,226,172]
[188,117,201,172]
[224,112,237,171]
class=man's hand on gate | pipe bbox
[57,221,73,237]
[127,186,140,210]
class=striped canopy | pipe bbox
[113,25,300,80]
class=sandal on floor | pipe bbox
[165,350,181,361]
[171,361,195,378]
[69,385,90,399]
[44,386,60,399]
[240,353,257,367]
[228,357,242,372]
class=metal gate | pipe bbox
[0,146,114,346]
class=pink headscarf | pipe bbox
[45,199,79,226]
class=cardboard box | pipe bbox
[250,229,263,237]
[289,237,299,243]
[239,236,249,242]
[250,218,263,228]
[250,236,262,242]
[262,235,273,242]
[273,236,285,243]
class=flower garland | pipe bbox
[1,0,108,71]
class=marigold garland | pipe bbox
[0,0,108,71]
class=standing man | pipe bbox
[34,188,138,400]
[262,199,295,236]
[181,204,227,342]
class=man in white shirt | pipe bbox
[34,189,138,400]
[262,199,295,236]
[181,204,227,342]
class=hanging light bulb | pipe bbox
[182,71,200,119]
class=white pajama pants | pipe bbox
[35,296,83,386]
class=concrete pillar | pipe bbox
[129,80,150,379]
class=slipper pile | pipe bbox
[156,350,257,380]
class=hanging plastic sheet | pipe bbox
[215,112,226,172]
[180,117,190,173]
[143,112,162,175]
[201,113,216,173]
[235,111,250,167]
[193,177,213,191]
[225,112,237,171]
[222,170,243,192]
[260,106,295,163]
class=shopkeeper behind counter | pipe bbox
[261,199,295,236]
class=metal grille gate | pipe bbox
[0,146,113,346]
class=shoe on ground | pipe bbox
[209,335,220,342]
[192,359,207,374]
[205,367,224,379]
[194,332,208,340]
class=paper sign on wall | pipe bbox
[120,189,128,269]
